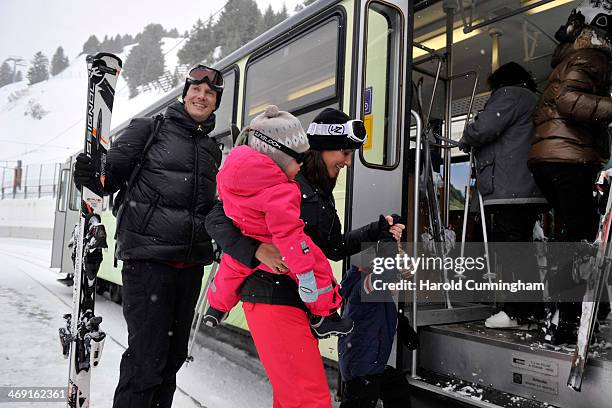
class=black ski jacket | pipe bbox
[107,101,221,265]
[205,171,386,307]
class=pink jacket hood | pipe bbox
[217,145,291,198]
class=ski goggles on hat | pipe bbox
[555,8,589,42]
[187,65,224,91]
[306,120,367,145]
[252,129,305,164]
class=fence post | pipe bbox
[53,163,58,198]
[23,164,28,199]
[13,160,23,199]
[38,164,43,198]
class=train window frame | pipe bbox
[68,162,81,212]
[67,173,108,212]
[359,0,404,171]
[57,168,70,213]
[210,65,240,140]
[242,8,347,125]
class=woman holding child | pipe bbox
[205,106,404,407]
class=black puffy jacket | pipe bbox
[205,171,386,307]
[108,101,221,264]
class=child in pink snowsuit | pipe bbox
[205,105,352,337]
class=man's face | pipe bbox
[184,82,217,122]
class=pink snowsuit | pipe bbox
[206,145,342,316]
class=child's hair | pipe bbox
[247,105,309,172]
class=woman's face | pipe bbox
[321,149,355,179]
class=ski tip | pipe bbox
[87,52,123,68]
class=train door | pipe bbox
[61,156,80,275]
[51,159,71,269]
[347,0,413,369]
[350,0,411,235]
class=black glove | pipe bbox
[397,314,419,350]
[73,153,96,188]
[457,139,471,153]
[369,214,402,241]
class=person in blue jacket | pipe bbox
[338,233,418,408]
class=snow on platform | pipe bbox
[0,237,275,407]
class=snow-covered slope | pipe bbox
[0,37,185,165]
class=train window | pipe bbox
[360,2,403,168]
[57,169,69,213]
[243,18,341,123]
[68,163,81,212]
[67,177,108,211]
[210,68,237,139]
[449,160,470,211]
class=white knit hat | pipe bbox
[247,105,310,171]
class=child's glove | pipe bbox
[297,271,318,303]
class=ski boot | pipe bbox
[203,306,227,328]
[310,312,354,339]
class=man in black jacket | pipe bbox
[73,65,224,408]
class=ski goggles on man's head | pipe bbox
[187,65,224,91]
[252,129,305,164]
[306,119,367,144]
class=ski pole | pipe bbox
[187,261,219,362]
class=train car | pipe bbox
[51,1,611,406]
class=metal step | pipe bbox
[416,320,612,408]
[408,370,559,408]
[414,303,495,326]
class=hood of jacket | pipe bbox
[574,26,612,56]
[550,27,612,68]
[164,101,216,136]
[218,145,290,197]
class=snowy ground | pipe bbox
[0,37,184,167]
[0,237,277,407]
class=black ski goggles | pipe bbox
[306,120,367,144]
[187,65,224,92]
[252,129,305,164]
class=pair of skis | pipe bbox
[413,78,455,309]
[58,53,122,408]
[567,169,612,391]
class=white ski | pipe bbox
[567,169,612,391]
[59,52,122,408]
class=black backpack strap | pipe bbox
[125,113,164,193]
[112,113,164,229]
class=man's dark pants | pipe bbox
[112,260,203,408]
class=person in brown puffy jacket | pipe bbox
[528,3,612,344]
